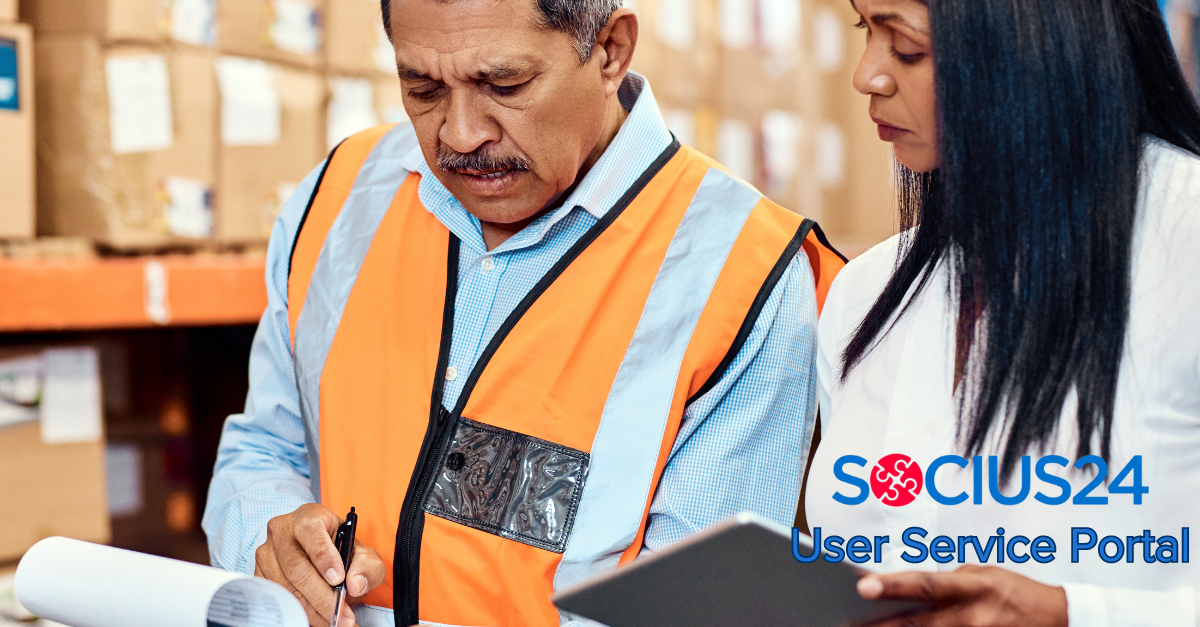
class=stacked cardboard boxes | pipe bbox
[23,0,328,245]
[630,0,894,253]
[324,0,407,155]
[0,5,35,240]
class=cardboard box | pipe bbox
[22,0,220,47]
[220,0,325,69]
[21,0,160,43]
[218,62,324,241]
[1,0,16,23]
[0,22,34,239]
[35,36,218,247]
[326,0,393,76]
[0,347,110,564]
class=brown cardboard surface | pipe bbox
[219,0,325,69]
[21,0,161,43]
[374,75,407,124]
[35,36,218,247]
[218,64,324,241]
[326,0,391,76]
[0,0,16,23]
[0,348,110,564]
[0,23,34,239]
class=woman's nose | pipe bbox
[852,46,898,97]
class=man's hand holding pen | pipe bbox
[254,503,385,627]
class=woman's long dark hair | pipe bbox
[841,0,1200,479]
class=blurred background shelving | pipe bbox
[0,0,909,591]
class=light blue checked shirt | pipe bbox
[202,72,819,575]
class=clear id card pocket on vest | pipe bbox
[423,417,590,553]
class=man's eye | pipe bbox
[489,82,526,97]
[408,87,443,102]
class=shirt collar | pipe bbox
[399,71,673,221]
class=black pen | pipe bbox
[330,507,357,627]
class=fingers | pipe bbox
[345,540,388,598]
[258,505,357,627]
[256,539,332,627]
[293,503,348,586]
[858,571,984,606]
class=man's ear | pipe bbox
[594,9,638,95]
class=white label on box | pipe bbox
[327,77,380,151]
[40,348,103,445]
[657,0,695,50]
[815,121,846,187]
[163,176,213,238]
[168,0,217,46]
[762,109,800,195]
[106,443,144,517]
[271,0,322,55]
[144,260,171,325]
[0,353,42,429]
[717,119,755,183]
[813,7,846,73]
[760,0,801,52]
[374,22,396,74]
[663,109,696,147]
[217,56,282,146]
[106,55,175,155]
[719,0,754,49]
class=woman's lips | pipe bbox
[872,117,910,142]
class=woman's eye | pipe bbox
[854,18,868,29]
[890,49,926,65]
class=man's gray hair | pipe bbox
[381,0,622,63]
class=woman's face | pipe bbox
[851,0,939,172]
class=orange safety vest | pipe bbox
[287,123,846,627]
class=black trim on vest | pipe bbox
[685,218,818,406]
[449,139,681,419]
[811,221,848,263]
[394,139,682,625]
[288,139,345,279]
[395,234,460,627]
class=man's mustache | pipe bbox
[437,145,532,174]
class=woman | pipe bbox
[804,0,1200,625]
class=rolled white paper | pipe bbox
[15,537,306,627]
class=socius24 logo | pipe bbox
[869,454,924,506]
[835,454,1148,506]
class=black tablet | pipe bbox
[552,513,927,627]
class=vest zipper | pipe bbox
[395,236,459,627]
[397,406,453,626]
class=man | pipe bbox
[201,0,844,624]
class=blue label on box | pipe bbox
[0,38,18,111]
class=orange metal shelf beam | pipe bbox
[0,254,268,332]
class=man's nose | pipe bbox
[439,91,502,155]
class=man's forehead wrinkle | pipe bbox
[471,64,527,81]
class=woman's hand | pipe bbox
[857,565,1068,627]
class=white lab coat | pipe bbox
[806,138,1200,626]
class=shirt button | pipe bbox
[481,257,496,272]
[446,366,458,381]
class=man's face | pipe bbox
[388,0,614,224]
